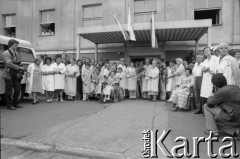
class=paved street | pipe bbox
[1,99,240,159]
[1,96,106,139]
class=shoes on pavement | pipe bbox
[171,106,178,111]
[8,106,16,110]
[194,110,203,114]
[32,102,36,105]
[14,105,23,108]
[47,100,50,103]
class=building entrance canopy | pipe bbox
[77,19,212,59]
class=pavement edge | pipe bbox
[1,138,128,159]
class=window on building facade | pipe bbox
[82,4,102,27]
[134,0,157,23]
[194,9,221,25]
[3,14,16,38]
[40,9,55,36]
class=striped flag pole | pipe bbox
[150,11,159,48]
[113,14,130,41]
[127,5,136,41]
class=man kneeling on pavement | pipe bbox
[203,73,240,139]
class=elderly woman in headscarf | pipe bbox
[216,42,240,87]
[172,58,185,90]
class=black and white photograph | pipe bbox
[0,0,240,158]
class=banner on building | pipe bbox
[113,15,130,41]
[150,12,159,48]
[127,6,136,41]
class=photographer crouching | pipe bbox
[3,39,26,110]
[203,73,240,140]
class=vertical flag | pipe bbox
[113,14,130,41]
[150,12,159,48]
[127,6,136,41]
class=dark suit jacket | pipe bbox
[3,49,21,79]
[207,85,240,127]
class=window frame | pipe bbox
[39,9,55,37]
[3,14,16,38]
[194,7,222,26]
[82,3,103,27]
[134,0,157,23]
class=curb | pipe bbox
[1,138,127,159]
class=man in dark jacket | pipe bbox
[3,39,25,110]
[203,73,240,138]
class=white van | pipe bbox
[0,35,36,101]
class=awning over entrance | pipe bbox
[78,19,211,44]
[77,19,212,59]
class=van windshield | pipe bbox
[0,44,34,63]
[17,47,34,62]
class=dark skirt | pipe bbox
[76,76,83,96]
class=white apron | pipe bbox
[200,55,218,98]
[52,63,66,90]
[42,64,54,91]
[65,64,80,96]
[142,64,152,92]
[216,55,240,87]
[147,67,159,92]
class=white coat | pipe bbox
[65,64,80,96]
[147,67,159,92]
[26,63,44,94]
[216,55,240,87]
[52,63,66,90]
[142,64,152,92]
[173,64,185,90]
[116,71,127,89]
[42,64,54,91]
[200,55,218,98]
[166,66,175,92]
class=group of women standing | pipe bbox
[24,55,163,103]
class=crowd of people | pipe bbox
[24,43,240,107]
[3,39,240,139]
[27,54,167,104]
